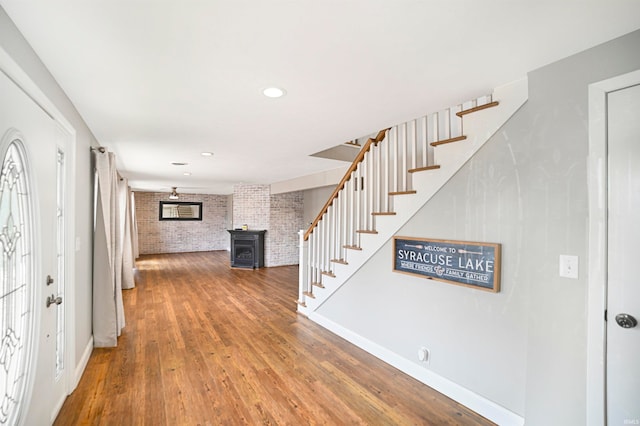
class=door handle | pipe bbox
[46,294,62,308]
[615,313,638,329]
[46,275,54,286]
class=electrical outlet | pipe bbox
[559,255,579,279]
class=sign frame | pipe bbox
[393,236,501,292]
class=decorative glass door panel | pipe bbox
[0,67,65,424]
[0,140,34,425]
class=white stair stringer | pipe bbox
[298,77,528,315]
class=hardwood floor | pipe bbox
[55,251,494,425]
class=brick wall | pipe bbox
[232,184,304,267]
[267,191,304,267]
[135,191,229,255]
[232,184,270,230]
[135,187,304,265]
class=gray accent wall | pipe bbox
[317,30,640,424]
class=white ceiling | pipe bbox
[2,1,640,194]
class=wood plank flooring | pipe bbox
[55,251,494,425]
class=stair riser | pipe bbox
[300,77,528,312]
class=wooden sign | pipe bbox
[393,236,501,292]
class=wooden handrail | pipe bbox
[303,128,390,241]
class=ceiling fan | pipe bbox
[168,187,179,200]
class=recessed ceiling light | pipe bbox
[183,172,192,176]
[171,162,188,166]
[263,87,286,98]
[201,152,213,157]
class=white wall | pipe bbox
[303,185,335,227]
[316,29,640,425]
[0,7,96,383]
[271,166,346,194]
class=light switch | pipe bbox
[559,255,579,279]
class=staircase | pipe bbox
[297,78,528,315]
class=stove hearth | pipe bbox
[228,230,266,268]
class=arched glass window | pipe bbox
[0,139,34,425]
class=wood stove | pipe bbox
[228,230,266,268]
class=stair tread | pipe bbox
[302,291,315,299]
[311,281,325,288]
[408,165,441,173]
[321,271,336,278]
[331,259,348,265]
[456,101,499,117]
[296,299,307,307]
[389,190,417,196]
[299,89,518,311]
[431,135,467,147]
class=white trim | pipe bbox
[586,69,640,426]
[0,47,76,136]
[65,134,78,395]
[51,386,67,425]
[74,337,94,390]
[308,311,524,426]
[53,122,78,399]
[0,43,81,410]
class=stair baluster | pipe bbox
[298,94,504,309]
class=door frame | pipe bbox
[0,46,78,417]
[586,69,640,425]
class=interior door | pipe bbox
[0,70,66,424]
[606,83,640,424]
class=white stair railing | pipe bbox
[298,95,496,308]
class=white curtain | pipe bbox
[93,149,135,347]
[119,177,135,290]
[130,189,139,259]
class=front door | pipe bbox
[606,82,640,423]
[0,69,67,423]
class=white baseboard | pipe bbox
[51,337,93,426]
[308,312,524,426]
[72,336,94,390]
